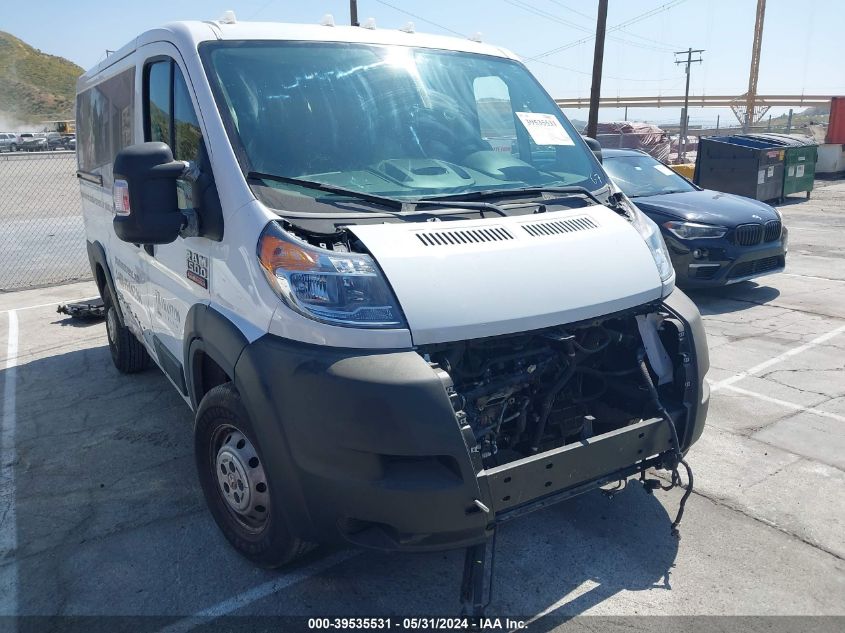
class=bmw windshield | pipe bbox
[201,41,608,209]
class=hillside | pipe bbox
[0,31,83,122]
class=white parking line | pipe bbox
[722,384,845,423]
[156,548,361,633]
[783,272,845,284]
[710,323,845,392]
[0,297,96,316]
[0,310,19,621]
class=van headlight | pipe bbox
[257,221,406,328]
[616,194,675,295]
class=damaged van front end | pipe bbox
[240,201,708,553]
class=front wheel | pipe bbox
[103,286,150,373]
[194,383,314,568]
[9,144,16,152]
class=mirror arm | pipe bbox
[177,160,201,238]
[180,208,200,238]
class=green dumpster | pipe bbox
[744,133,818,200]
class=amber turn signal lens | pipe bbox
[258,234,318,272]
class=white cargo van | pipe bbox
[77,15,708,587]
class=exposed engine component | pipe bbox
[421,306,687,469]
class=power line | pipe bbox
[505,0,675,53]
[544,0,594,22]
[373,0,467,37]
[526,0,689,61]
[375,0,681,87]
[545,0,680,48]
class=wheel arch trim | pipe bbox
[184,303,249,409]
[86,240,124,327]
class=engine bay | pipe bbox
[420,304,688,469]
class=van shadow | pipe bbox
[315,482,681,623]
[686,281,781,315]
[3,342,679,621]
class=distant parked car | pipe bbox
[0,133,18,152]
[18,133,48,152]
[46,132,74,150]
[65,134,76,150]
[602,148,787,288]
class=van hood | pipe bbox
[349,206,663,345]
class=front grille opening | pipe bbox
[764,219,782,242]
[733,223,763,246]
[690,264,720,279]
[729,255,785,279]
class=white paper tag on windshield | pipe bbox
[515,112,574,146]
[653,164,674,176]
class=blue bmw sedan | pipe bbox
[602,149,788,288]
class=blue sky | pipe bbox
[3,0,843,126]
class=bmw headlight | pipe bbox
[257,221,406,328]
[663,221,727,240]
[615,193,675,296]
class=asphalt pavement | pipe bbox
[0,182,843,631]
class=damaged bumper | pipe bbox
[233,289,708,552]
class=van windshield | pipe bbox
[201,41,607,207]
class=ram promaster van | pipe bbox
[78,14,709,611]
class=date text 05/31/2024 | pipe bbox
[307,617,528,630]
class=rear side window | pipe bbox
[144,58,202,163]
[76,66,135,188]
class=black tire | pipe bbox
[103,286,150,373]
[9,144,16,152]
[195,383,314,568]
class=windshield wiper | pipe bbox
[427,185,607,207]
[248,170,509,217]
[248,171,405,210]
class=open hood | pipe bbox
[349,206,663,345]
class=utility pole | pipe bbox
[786,108,793,133]
[350,0,359,26]
[586,0,608,139]
[674,47,704,163]
[744,0,766,132]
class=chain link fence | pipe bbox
[0,151,91,291]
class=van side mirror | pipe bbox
[113,142,186,245]
[582,136,603,163]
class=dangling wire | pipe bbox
[636,348,695,538]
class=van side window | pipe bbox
[144,58,202,163]
[77,66,135,188]
[146,61,171,145]
[174,69,202,163]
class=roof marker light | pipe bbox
[362,17,377,29]
[400,21,415,33]
[219,10,237,25]
[469,32,483,42]
[320,13,336,27]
